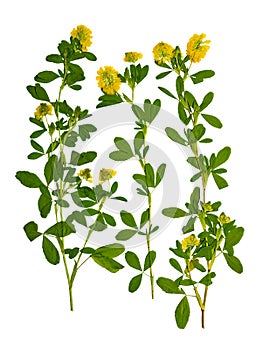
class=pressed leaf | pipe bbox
[134,131,144,154]
[226,227,244,246]
[92,255,124,273]
[155,163,166,187]
[213,146,231,169]
[156,277,184,294]
[125,251,142,271]
[44,155,56,185]
[28,152,44,160]
[182,216,197,234]
[34,70,59,83]
[128,274,143,293]
[162,207,189,218]
[223,254,243,273]
[175,296,190,329]
[102,213,116,226]
[94,244,125,258]
[165,127,187,146]
[158,86,177,99]
[169,258,183,273]
[144,251,156,271]
[202,114,223,128]
[156,71,172,79]
[199,92,214,111]
[190,70,215,84]
[42,236,60,265]
[26,83,50,102]
[199,272,216,286]
[145,163,155,187]
[23,221,41,242]
[120,211,137,228]
[45,221,75,237]
[212,173,229,189]
[38,186,52,218]
[16,171,42,188]
[116,229,137,241]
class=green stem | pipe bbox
[146,190,154,299]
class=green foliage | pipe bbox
[23,221,41,241]
[42,236,60,265]
[175,296,190,329]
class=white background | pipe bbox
[1,0,261,348]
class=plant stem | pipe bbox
[147,190,154,299]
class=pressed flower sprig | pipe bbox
[154,33,244,328]
[15,25,126,311]
[96,55,165,298]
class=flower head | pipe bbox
[153,42,174,64]
[186,33,211,63]
[71,25,92,52]
[77,168,93,183]
[218,213,231,225]
[202,203,213,212]
[96,66,121,95]
[99,168,117,184]
[182,234,200,251]
[34,103,53,122]
[124,52,143,63]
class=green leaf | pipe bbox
[78,124,97,141]
[116,229,137,241]
[34,70,59,83]
[156,277,184,294]
[162,207,189,218]
[30,140,44,153]
[175,296,190,329]
[92,255,124,273]
[94,244,125,258]
[28,152,44,160]
[128,274,143,293]
[125,251,142,270]
[78,186,96,201]
[158,86,177,99]
[30,129,46,139]
[155,163,166,187]
[45,221,75,237]
[26,83,50,102]
[29,117,45,128]
[23,221,41,242]
[199,92,214,111]
[199,272,216,286]
[134,131,144,154]
[190,187,200,213]
[226,227,244,246]
[16,171,42,188]
[111,196,128,202]
[190,70,215,84]
[176,76,184,96]
[70,151,97,166]
[182,216,197,234]
[145,163,155,187]
[195,246,213,261]
[165,127,187,146]
[81,247,95,254]
[132,104,145,120]
[69,84,82,90]
[223,254,243,273]
[110,181,118,195]
[190,172,202,182]
[212,173,229,189]
[156,71,172,79]
[192,260,206,272]
[178,102,189,125]
[140,208,149,228]
[187,157,199,169]
[71,210,87,226]
[110,137,133,161]
[202,114,223,128]
[46,54,63,63]
[144,251,156,271]
[169,258,183,273]
[38,186,52,218]
[102,213,116,226]
[192,124,206,141]
[44,155,56,185]
[120,211,137,228]
[180,279,196,286]
[56,199,69,208]
[42,236,60,265]
[65,248,79,259]
[213,147,231,169]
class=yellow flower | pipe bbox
[186,33,211,63]
[152,42,174,64]
[71,25,92,52]
[34,103,53,122]
[182,234,200,251]
[96,66,121,95]
[202,203,213,212]
[77,168,93,183]
[99,168,117,184]
[218,213,231,225]
[124,52,143,63]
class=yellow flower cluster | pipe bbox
[152,42,174,64]
[218,213,231,224]
[124,52,143,63]
[34,103,53,122]
[96,66,121,95]
[202,203,213,212]
[71,25,92,52]
[99,168,117,184]
[77,168,93,183]
[186,33,211,63]
[182,234,200,251]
